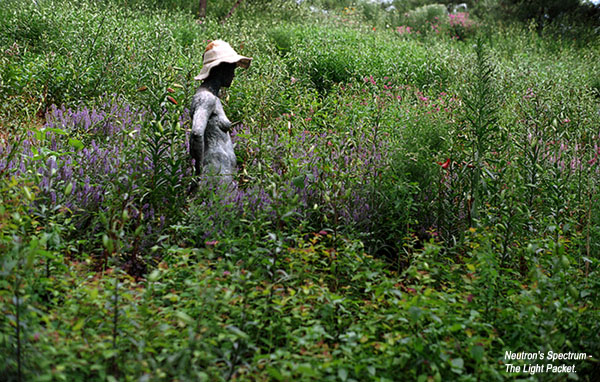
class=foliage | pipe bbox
[403,3,448,33]
[496,0,581,25]
[1,0,600,380]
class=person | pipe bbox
[189,40,251,185]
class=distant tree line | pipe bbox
[113,0,600,27]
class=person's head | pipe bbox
[208,62,237,88]
[194,40,251,86]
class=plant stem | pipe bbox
[111,272,119,376]
[15,274,22,382]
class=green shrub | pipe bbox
[403,3,448,33]
[268,27,296,56]
[1,0,600,380]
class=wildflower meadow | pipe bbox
[1,0,600,381]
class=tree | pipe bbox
[199,0,207,19]
[498,0,581,26]
[222,0,245,24]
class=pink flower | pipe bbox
[205,240,219,246]
[524,88,535,99]
[449,12,473,28]
[396,25,412,35]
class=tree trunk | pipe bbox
[222,0,245,24]
[199,0,207,19]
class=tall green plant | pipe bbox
[461,40,499,226]
[0,182,44,381]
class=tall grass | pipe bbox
[1,0,600,380]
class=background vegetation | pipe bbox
[1,0,599,380]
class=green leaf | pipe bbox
[338,367,348,381]
[292,175,306,189]
[68,138,84,150]
[64,182,73,196]
[23,186,33,201]
[73,318,85,331]
[102,235,113,253]
[567,285,578,298]
[43,127,68,135]
[367,366,376,376]
[296,363,318,377]
[25,249,36,269]
[451,357,464,373]
[409,306,422,322]
[266,367,284,381]
[175,311,193,325]
[102,349,117,359]
[148,269,161,282]
[470,345,484,362]
[227,325,249,339]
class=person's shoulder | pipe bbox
[191,88,217,110]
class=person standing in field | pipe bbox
[189,40,251,186]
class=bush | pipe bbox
[1,92,191,273]
[448,11,478,40]
[268,27,297,56]
[403,3,448,34]
[2,1,600,380]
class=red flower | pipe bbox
[167,96,178,105]
[438,158,451,169]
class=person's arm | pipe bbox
[190,92,216,175]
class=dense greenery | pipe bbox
[1,0,599,381]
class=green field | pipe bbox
[1,0,600,380]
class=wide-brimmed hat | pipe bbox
[194,40,252,81]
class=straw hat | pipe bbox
[194,40,252,81]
